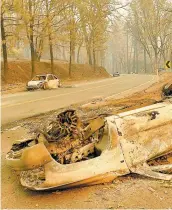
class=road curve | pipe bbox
[1,74,154,125]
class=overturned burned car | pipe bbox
[6,103,172,191]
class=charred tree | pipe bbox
[144,48,147,73]
[86,43,92,65]
[126,30,129,74]
[45,0,54,74]
[49,35,54,74]
[92,37,96,71]
[69,30,72,78]
[29,0,35,78]
[77,45,81,63]
[135,39,138,74]
[1,12,8,79]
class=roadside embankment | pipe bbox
[1,60,110,94]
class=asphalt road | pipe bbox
[1,74,154,125]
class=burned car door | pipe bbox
[47,74,58,89]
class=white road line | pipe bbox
[74,77,118,87]
[81,76,155,107]
[1,80,124,108]
[1,75,154,108]
[1,77,116,99]
[105,75,156,100]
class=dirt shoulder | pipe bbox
[81,72,172,113]
[1,72,172,209]
[1,78,111,95]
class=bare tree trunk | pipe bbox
[34,50,40,61]
[112,54,115,75]
[88,48,92,65]
[1,13,8,79]
[135,40,138,74]
[92,39,96,71]
[162,53,166,64]
[85,40,92,65]
[144,48,147,74]
[37,39,44,61]
[29,0,35,78]
[119,61,122,73]
[72,45,75,63]
[154,51,159,80]
[62,46,66,60]
[77,44,82,63]
[133,46,136,73]
[86,46,92,65]
[30,38,35,78]
[81,26,92,65]
[93,49,96,70]
[49,34,54,74]
[46,0,54,74]
[69,31,72,77]
[116,60,118,73]
[126,30,129,74]
[101,58,105,67]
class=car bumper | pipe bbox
[26,86,40,90]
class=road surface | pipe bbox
[1,74,154,125]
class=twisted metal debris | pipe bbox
[6,102,172,191]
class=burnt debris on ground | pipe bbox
[7,109,106,165]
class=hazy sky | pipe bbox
[120,0,132,4]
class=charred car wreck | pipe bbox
[162,83,172,98]
[6,103,172,191]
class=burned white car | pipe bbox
[26,74,61,90]
[6,103,172,191]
